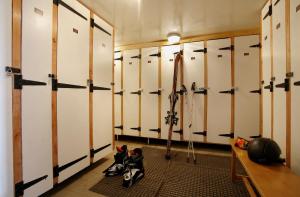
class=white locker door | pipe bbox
[272,0,287,158]
[207,39,232,144]
[262,1,272,139]
[114,52,123,135]
[161,45,182,140]
[141,47,160,138]
[183,42,205,142]
[123,49,140,136]
[234,35,260,140]
[92,15,113,162]
[291,0,300,175]
[57,0,90,182]
[21,0,53,196]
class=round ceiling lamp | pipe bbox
[167,33,181,44]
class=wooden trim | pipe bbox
[158,47,162,139]
[285,0,291,168]
[270,0,274,140]
[204,41,208,143]
[121,51,124,135]
[115,28,260,51]
[138,48,142,137]
[242,177,257,197]
[259,13,263,136]
[112,28,115,148]
[231,38,235,135]
[89,12,94,164]
[52,2,59,185]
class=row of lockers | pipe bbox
[114,35,261,145]
[261,0,300,175]
[4,0,113,196]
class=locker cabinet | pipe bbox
[114,51,123,135]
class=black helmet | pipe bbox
[247,138,283,164]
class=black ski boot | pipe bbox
[103,145,128,176]
[122,148,145,188]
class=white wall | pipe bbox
[0,0,14,196]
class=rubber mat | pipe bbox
[90,147,249,197]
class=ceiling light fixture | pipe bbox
[167,33,181,44]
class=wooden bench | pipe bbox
[230,139,300,197]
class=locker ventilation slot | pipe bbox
[193,48,207,53]
[219,89,235,94]
[149,90,161,95]
[131,54,141,59]
[114,91,123,95]
[149,128,161,133]
[114,57,123,61]
[53,155,87,177]
[114,125,123,130]
[90,144,111,158]
[193,131,207,136]
[89,82,111,92]
[173,130,183,134]
[130,127,141,131]
[249,43,261,48]
[249,89,261,94]
[263,5,272,20]
[14,75,47,89]
[219,133,234,138]
[250,134,262,139]
[219,45,234,51]
[15,175,48,197]
[149,52,161,57]
[90,19,111,36]
[53,0,87,21]
[131,90,141,95]
[275,78,290,91]
[52,78,86,91]
[294,81,300,86]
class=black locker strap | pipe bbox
[130,127,141,131]
[249,89,261,94]
[149,90,161,95]
[193,131,207,136]
[14,75,47,89]
[53,155,87,177]
[114,91,123,95]
[131,90,141,95]
[114,56,123,61]
[90,18,111,36]
[249,43,261,48]
[149,52,161,57]
[114,50,121,53]
[90,144,111,158]
[263,5,272,20]
[173,130,183,134]
[294,81,300,86]
[131,54,141,59]
[52,78,86,91]
[149,128,161,133]
[219,45,234,51]
[114,125,123,130]
[275,78,290,91]
[15,175,48,197]
[193,48,207,53]
[53,0,87,21]
[219,89,235,94]
[250,134,262,138]
[219,133,234,138]
[194,89,207,95]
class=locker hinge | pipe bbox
[219,89,235,94]
[90,144,111,158]
[89,81,111,92]
[193,88,207,95]
[176,85,187,95]
[114,125,123,130]
[114,91,123,95]
[131,90,142,95]
[250,134,262,138]
[249,89,261,94]
[294,81,300,86]
[131,54,141,59]
[90,18,111,36]
[51,77,86,91]
[219,45,234,51]
[149,90,161,95]
[174,50,183,55]
[53,155,87,178]
[13,75,47,89]
[149,128,161,133]
[114,56,123,61]
[193,48,207,53]
[114,50,121,53]
[149,52,161,57]
[274,0,281,6]
[53,0,87,21]
[264,81,274,92]
[249,43,261,48]
[130,127,141,131]
[219,132,234,138]
[193,131,207,136]
[263,5,272,20]
[15,175,48,197]
[173,129,183,134]
[275,78,290,91]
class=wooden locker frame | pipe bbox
[89,12,94,164]
[204,41,208,143]
[231,38,235,137]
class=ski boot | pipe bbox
[122,148,145,188]
[103,145,128,176]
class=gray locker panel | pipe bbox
[123,49,140,136]
[161,45,182,140]
[234,35,260,140]
[92,15,113,162]
[207,38,231,144]
[141,47,160,138]
[114,52,122,135]
[21,0,53,196]
[291,0,300,175]
[183,42,205,142]
[57,0,90,182]
[272,0,287,158]
[261,1,272,139]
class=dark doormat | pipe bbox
[90,147,249,197]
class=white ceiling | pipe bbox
[80,0,266,46]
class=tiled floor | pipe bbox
[46,140,230,197]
